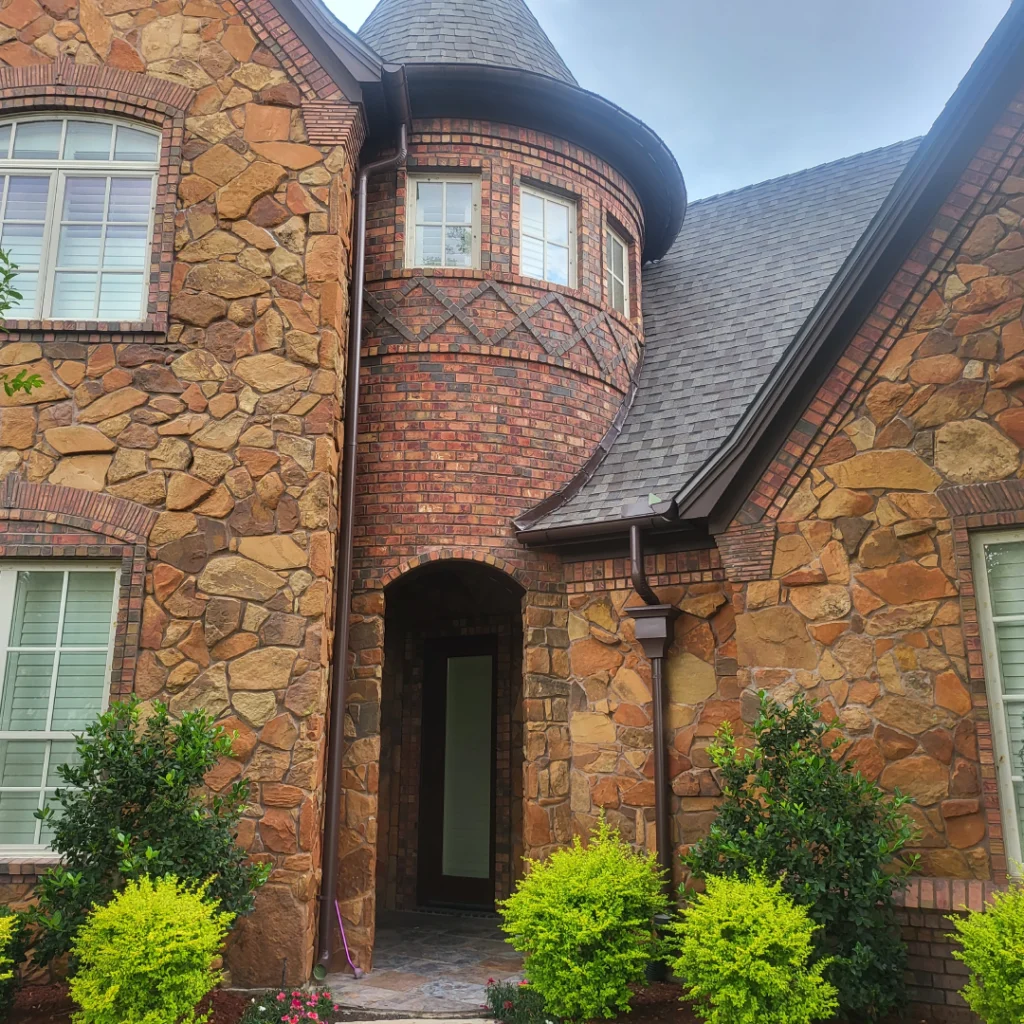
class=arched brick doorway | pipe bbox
[376,560,525,912]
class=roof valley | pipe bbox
[527,139,921,531]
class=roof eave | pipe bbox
[677,0,1024,533]
[401,62,686,261]
[273,0,384,107]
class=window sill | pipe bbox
[0,851,60,874]
[1,315,168,336]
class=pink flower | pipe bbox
[333,1006,340,1012]
[277,994,287,1002]
[504,1000,514,1010]
[291,999,303,1009]
[487,978,495,985]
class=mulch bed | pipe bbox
[609,982,938,1024]
[8,979,942,1024]
[610,981,700,1024]
[10,983,249,1024]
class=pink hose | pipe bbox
[335,900,364,979]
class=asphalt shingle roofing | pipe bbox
[358,0,577,85]
[531,138,921,530]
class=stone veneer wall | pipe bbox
[0,0,362,987]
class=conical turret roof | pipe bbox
[359,0,577,86]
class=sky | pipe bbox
[326,0,1012,200]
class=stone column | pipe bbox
[334,589,384,967]
[522,588,572,859]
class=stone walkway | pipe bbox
[327,911,523,1016]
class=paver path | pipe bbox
[327,912,522,1016]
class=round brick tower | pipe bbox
[331,0,685,958]
[352,0,686,584]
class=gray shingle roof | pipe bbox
[530,139,920,530]
[358,0,576,85]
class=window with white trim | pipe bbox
[520,185,575,287]
[605,225,629,316]
[973,530,1024,870]
[0,116,160,321]
[0,565,119,853]
[406,174,480,270]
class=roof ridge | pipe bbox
[688,137,923,208]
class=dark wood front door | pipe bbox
[418,636,497,908]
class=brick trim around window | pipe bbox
[939,479,1024,885]
[0,56,192,338]
[0,480,156,876]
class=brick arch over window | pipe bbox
[0,476,157,703]
[0,476,158,543]
[379,549,534,592]
[0,56,193,335]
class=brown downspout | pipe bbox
[316,73,409,976]
[629,524,678,889]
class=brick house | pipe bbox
[1,0,1024,1010]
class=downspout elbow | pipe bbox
[630,523,660,606]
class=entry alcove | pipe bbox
[376,560,525,913]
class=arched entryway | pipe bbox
[376,560,525,913]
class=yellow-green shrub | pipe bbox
[0,907,28,1019]
[0,915,12,985]
[949,883,1024,1024]
[498,817,668,1022]
[670,874,838,1024]
[69,876,233,1024]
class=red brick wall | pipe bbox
[353,118,646,589]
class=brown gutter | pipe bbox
[628,524,677,889]
[316,69,409,977]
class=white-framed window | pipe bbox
[0,564,120,854]
[0,115,160,322]
[973,529,1024,871]
[605,225,630,316]
[406,174,480,270]
[520,185,576,287]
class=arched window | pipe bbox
[0,116,160,322]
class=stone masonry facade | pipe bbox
[0,0,362,986]
[1,0,1024,1010]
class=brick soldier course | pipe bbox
[1,0,1024,1015]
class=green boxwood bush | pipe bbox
[683,692,916,1021]
[949,883,1024,1024]
[69,875,232,1024]
[499,817,667,1022]
[671,873,838,1024]
[30,699,268,966]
